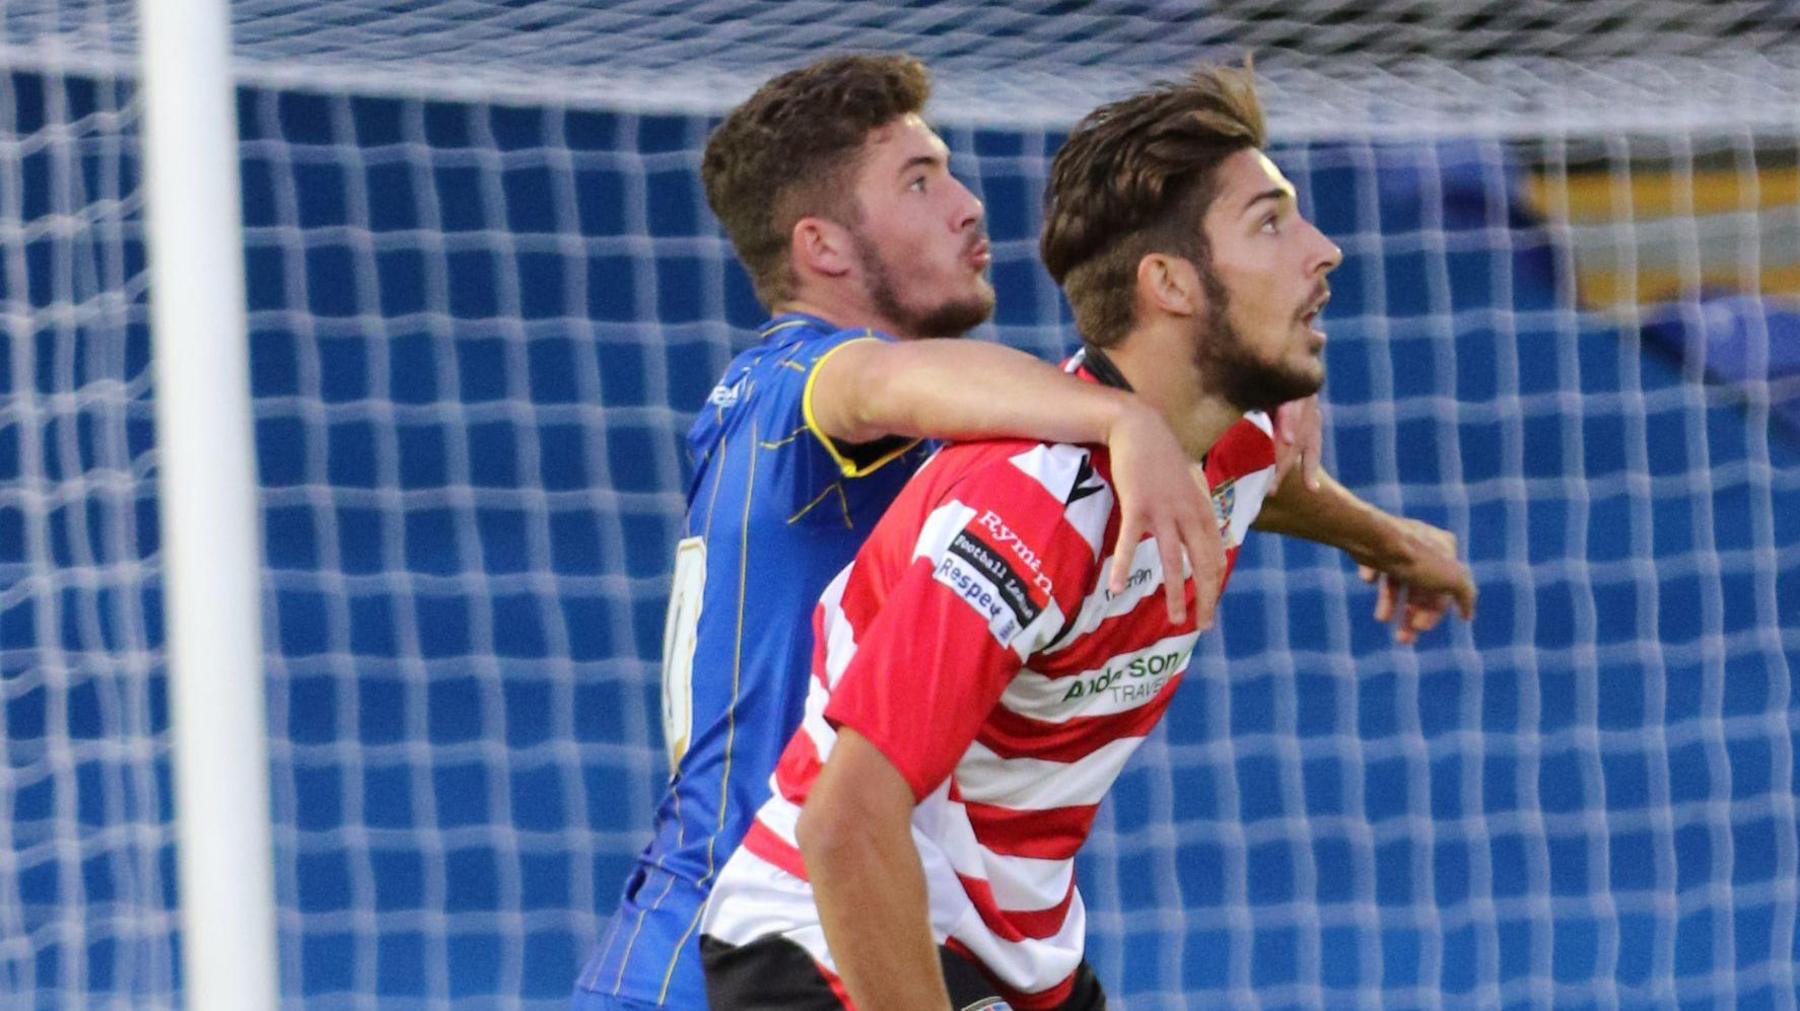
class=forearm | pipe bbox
[1252,469,1408,568]
[833,338,1133,446]
[796,730,948,1010]
[805,814,945,1010]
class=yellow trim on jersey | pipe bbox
[787,480,854,529]
[800,333,923,479]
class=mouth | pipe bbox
[1298,287,1331,347]
[966,237,991,271]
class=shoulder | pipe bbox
[930,439,1116,559]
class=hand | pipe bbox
[1104,403,1226,628]
[1273,395,1324,493]
[1358,516,1476,645]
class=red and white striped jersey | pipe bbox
[701,358,1278,1009]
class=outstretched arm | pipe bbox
[1253,469,1476,644]
[808,337,1223,625]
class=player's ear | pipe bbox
[1138,253,1200,318]
[791,216,855,280]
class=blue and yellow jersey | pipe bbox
[575,313,931,1009]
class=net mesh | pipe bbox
[1,1,1797,1007]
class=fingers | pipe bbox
[1452,573,1478,620]
[1157,525,1189,625]
[1372,573,1397,624]
[1300,397,1325,491]
[1109,513,1145,597]
[1181,517,1224,630]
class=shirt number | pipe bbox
[660,536,706,772]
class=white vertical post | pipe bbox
[135,0,280,1008]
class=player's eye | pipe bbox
[909,176,928,193]
[1259,213,1281,234]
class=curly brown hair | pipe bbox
[701,54,931,308]
[1040,63,1267,348]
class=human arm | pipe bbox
[1252,468,1476,644]
[806,337,1222,624]
[795,729,949,1011]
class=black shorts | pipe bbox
[700,933,1106,1011]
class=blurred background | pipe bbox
[1,1,1797,1007]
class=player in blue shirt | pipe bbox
[574,54,1300,1009]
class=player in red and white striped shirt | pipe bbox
[701,65,1477,1011]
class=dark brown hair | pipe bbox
[701,54,931,308]
[1040,63,1267,348]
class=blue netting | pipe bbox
[2,67,1796,1009]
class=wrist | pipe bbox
[1360,513,1420,571]
[1080,386,1137,442]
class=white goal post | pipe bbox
[135,0,278,1007]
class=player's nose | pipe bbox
[951,176,984,232]
[1303,217,1342,274]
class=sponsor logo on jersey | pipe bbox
[1060,645,1191,703]
[935,551,1022,646]
[947,528,1043,630]
[934,508,1055,647]
[973,510,1054,597]
[1104,564,1154,602]
[706,376,745,408]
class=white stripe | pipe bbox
[1000,631,1199,723]
[910,500,979,564]
[948,887,1088,995]
[1009,597,1067,661]
[1220,464,1275,548]
[817,565,859,688]
[925,796,1074,912]
[952,737,1145,810]
[979,849,1075,914]
[1043,536,1171,654]
[1005,444,1112,555]
[754,792,803,850]
[700,847,829,952]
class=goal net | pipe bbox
[2,0,1797,1006]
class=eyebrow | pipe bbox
[1242,187,1293,214]
[898,153,944,177]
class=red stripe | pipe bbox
[943,936,1077,1011]
[1047,590,1196,673]
[1206,418,1277,479]
[954,872,1075,942]
[740,819,808,882]
[810,956,856,1009]
[979,674,1182,763]
[960,801,1096,860]
[773,728,823,807]
[811,602,830,688]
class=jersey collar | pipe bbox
[1071,345,1133,392]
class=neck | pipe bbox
[774,292,907,340]
[1101,323,1244,461]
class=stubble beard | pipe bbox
[852,227,995,339]
[1196,270,1324,412]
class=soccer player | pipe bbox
[574,54,1313,1011]
[697,64,1476,1010]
